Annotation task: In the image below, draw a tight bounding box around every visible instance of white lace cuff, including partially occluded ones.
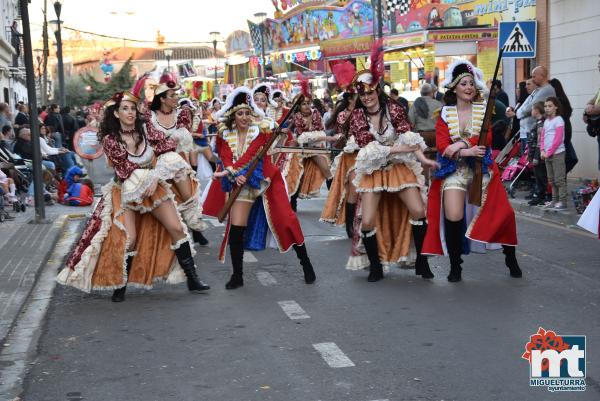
[343,136,360,153]
[297,130,327,145]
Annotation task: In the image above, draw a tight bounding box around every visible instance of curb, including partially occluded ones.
[0,215,83,400]
[0,214,71,347]
[510,199,584,231]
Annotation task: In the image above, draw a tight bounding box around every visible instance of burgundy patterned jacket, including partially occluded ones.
[349,100,411,148]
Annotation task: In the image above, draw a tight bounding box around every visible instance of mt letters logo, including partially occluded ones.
[522,327,586,392]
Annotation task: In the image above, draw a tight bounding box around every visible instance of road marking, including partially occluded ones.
[313,342,355,368]
[256,271,277,286]
[243,252,257,263]
[278,300,310,320]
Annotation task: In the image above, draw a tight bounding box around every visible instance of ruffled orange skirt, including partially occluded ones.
[285,154,328,199]
[90,182,192,289]
[357,163,418,193]
[321,152,357,225]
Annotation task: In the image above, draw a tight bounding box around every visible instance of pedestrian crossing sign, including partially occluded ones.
[499,21,537,58]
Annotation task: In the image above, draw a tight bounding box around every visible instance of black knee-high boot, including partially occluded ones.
[502,245,523,278]
[344,202,356,239]
[173,241,210,292]
[293,244,316,284]
[362,229,383,282]
[412,218,434,279]
[192,230,209,246]
[226,225,245,290]
[444,218,464,282]
[290,193,299,212]
[111,255,133,302]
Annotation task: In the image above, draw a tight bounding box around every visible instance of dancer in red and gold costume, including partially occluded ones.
[284,79,336,210]
[202,87,316,289]
[345,40,438,281]
[145,73,209,246]
[57,91,210,302]
[320,61,360,238]
[422,60,522,281]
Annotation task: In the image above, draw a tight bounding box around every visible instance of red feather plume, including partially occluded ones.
[332,61,356,90]
[369,38,385,84]
[131,74,148,99]
[299,72,310,98]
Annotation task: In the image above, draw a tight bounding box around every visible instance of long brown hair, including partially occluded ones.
[98,102,145,149]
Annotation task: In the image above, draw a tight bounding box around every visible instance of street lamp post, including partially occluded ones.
[164,48,173,73]
[209,31,220,99]
[254,12,267,79]
[49,0,65,106]
[34,48,43,99]
[18,0,46,222]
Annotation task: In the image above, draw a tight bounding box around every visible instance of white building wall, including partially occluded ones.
[0,0,19,111]
[549,0,600,178]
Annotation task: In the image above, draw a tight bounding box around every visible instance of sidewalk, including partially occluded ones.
[507,177,592,229]
[0,203,91,346]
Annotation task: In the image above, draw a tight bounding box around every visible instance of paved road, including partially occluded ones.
[18,197,600,401]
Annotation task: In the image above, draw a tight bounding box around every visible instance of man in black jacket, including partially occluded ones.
[44,104,65,147]
[61,106,79,150]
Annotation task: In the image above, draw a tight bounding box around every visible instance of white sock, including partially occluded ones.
[9,183,16,196]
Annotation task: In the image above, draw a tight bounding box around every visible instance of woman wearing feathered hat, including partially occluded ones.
[320,61,361,238]
[284,75,336,211]
[422,59,522,282]
[145,73,209,246]
[57,91,210,302]
[345,40,438,282]
[202,86,316,290]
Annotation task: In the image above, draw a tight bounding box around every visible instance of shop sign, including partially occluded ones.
[321,36,374,59]
[428,29,497,42]
[385,32,427,50]
[394,0,536,32]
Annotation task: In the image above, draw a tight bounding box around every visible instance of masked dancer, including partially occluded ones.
[346,40,438,281]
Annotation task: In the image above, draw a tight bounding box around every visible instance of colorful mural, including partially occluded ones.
[394,0,536,33]
[264,0,376,51]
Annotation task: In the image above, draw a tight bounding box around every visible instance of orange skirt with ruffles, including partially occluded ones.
[321,152,357,225]
[90,180,194,290]
[357,163,419,193]
[285,154,329,199]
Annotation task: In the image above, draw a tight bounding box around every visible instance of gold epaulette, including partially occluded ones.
[432,107,441,120]
[218,123,228,133]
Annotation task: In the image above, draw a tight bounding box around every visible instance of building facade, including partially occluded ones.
[0,0,27,111]
[549,0,600,178]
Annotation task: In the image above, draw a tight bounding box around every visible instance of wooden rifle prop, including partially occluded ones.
[216,96,302,222]
[271,146,342,156]
[468,47,504,206]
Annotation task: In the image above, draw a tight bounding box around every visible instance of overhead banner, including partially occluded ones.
[263,0,379,51]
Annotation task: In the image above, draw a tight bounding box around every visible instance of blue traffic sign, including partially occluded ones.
[499,21,537,58]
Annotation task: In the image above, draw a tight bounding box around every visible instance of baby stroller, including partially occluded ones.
[0,188,15,222]
[499,137,533,198]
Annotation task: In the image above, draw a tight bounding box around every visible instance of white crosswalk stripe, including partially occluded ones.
[243,252,257,263]
[256,271,277,286]
[312,342,355,368]
[277,300,310,320]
